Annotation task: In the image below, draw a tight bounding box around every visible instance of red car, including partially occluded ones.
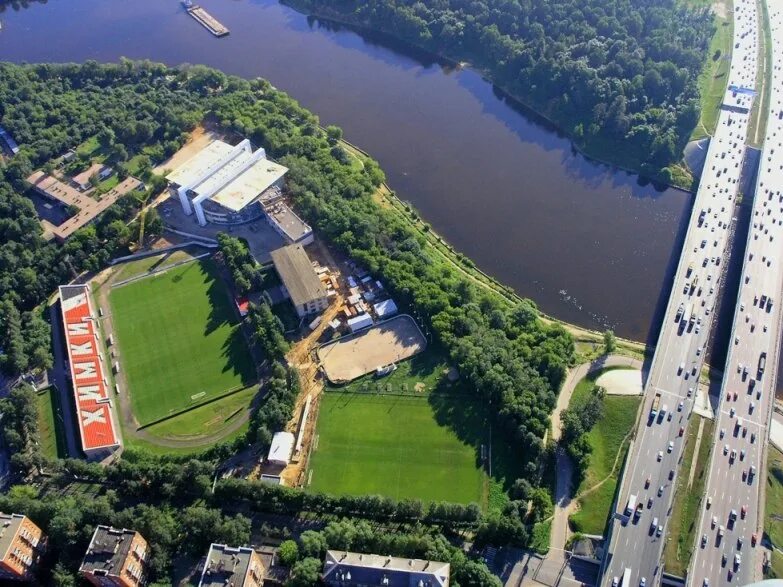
[751,533,757,546]
[741,505,747,518]
[733,391,738,401]
[679,427,685,437]
[645,476,651,488]
[727,392,732,401]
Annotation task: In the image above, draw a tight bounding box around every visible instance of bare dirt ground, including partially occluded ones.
[595,368,643,395]
[317,315,427,383]
[277,239,346,486]
[153,125,223,175]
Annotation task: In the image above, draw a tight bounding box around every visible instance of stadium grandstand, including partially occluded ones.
[166,139,313,243]
[59,284,121,457]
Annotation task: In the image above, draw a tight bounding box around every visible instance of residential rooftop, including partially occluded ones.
[323,550,450,587]
[199,544,264,587]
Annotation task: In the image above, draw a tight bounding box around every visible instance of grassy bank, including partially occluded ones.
[663,416,714,576]
[765,446,783,548]
[569,394,642,535]
[35,387,67,460]
[690,0,733,140]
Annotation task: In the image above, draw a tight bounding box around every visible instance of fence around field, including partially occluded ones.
[315,314,427,383]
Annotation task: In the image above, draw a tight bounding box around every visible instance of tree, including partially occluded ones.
[278,540,299,566]
[603,329,617,353]
[298,530,327,559]
[288,557,322,587]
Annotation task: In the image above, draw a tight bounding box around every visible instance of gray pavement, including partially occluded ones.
[600,0,761,583]
[688,1,783,584]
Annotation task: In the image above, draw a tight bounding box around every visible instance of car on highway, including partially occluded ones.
[658,485,664,497]
[678,401,684,411]
[645,476,651,488]
[701,534,708,547]
[640,578,646,587]
[647,497,653,508]
[667,441,674,453]
[751,431,756,443]
[657,451,663,461]
[734,553,741,570]
[740,449,746,460]
[752,533,757,546]
[741,505,747,518]
[718,525,725,538]
[730,449,737,463]
[706,496,712,509]
[720,428,725,439]
[724,444,729,455]
[711,516,717,528]
[679,426,684,437]
[656,525,663,537]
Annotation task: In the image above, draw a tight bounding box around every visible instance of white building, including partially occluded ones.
[167,139,297,230]
[347,314,373,333]
[373,299,398,319]
[267,431,295,466]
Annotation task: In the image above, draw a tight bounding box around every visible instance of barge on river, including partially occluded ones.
[182,0,229,37]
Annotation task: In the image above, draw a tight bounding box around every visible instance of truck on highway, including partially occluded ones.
[686,263,694,277]
[683,303,693,324]
[625,494,637,516]
[675,303,685,322]
[650,392,662,420]
[689,304,697,325]
[621,568,632,587]
[758,352,766,378]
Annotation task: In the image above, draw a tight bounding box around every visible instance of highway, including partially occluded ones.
[600,0,760,584]
[689,0,783,584]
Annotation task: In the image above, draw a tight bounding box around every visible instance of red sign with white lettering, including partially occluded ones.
[59,285,119,452]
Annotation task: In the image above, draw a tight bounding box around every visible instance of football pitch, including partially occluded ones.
[109,259,256,426]
[308,392,486,504]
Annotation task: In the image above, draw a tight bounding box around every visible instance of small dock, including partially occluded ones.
[185,4,229,37]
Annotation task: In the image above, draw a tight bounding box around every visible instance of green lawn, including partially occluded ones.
[664,416,714,576]
[35,388,67,459]
[765,446,783,548]
[143,386,257,440]
[309,391,486,505]
[569,395,641,535]
[691,0,733,140]
[109,259,256,426]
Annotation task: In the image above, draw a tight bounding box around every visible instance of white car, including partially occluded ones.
[667,441,674,453]
[657,451,663,461]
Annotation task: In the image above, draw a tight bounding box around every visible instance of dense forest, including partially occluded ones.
[284,0,715,181]
[0,61,574,582]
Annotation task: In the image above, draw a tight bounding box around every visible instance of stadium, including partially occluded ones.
[166,138,313,244]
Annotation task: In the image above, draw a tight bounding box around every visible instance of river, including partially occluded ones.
[0,0,692,343]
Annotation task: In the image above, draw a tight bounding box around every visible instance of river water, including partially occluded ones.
[0,0,692,343]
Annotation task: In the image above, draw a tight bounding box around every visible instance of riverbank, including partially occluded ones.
[338,137,651,355]
[282,0,697,193]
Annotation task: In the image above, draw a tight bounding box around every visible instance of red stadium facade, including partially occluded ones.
[59,284,121,456]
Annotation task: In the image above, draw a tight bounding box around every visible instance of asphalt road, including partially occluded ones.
[689,1,783,584]
[601,0,760,583]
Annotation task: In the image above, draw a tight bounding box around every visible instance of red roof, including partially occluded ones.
[235,296,250,317]
[59,285,119,453]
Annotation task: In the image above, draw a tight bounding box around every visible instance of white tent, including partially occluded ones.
[373,299,399,319]
[267,431,295,466]
[347,314,373,333]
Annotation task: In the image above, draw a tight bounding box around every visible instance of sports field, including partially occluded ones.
[109,259,256,426]
[308,391,486,504]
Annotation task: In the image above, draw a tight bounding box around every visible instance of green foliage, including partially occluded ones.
[248,302,289,361]
[560,384,606,484]
[286,0,714,174]
[603,329,617,353]
[217,233,266,294]
[278,540,300,566]
[289,557,322,587]
[0,384,44,474]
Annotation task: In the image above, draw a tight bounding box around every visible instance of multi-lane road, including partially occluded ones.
[601,0,760,584]
[689,0,783,583]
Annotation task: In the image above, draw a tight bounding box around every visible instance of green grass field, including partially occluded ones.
[664,416,714,575]
[765,446,783,549]
[570,394,641,535]
[691,0,733,140]
[35,388,67,459]
[109,259,256,426]
[309,392,486,504]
